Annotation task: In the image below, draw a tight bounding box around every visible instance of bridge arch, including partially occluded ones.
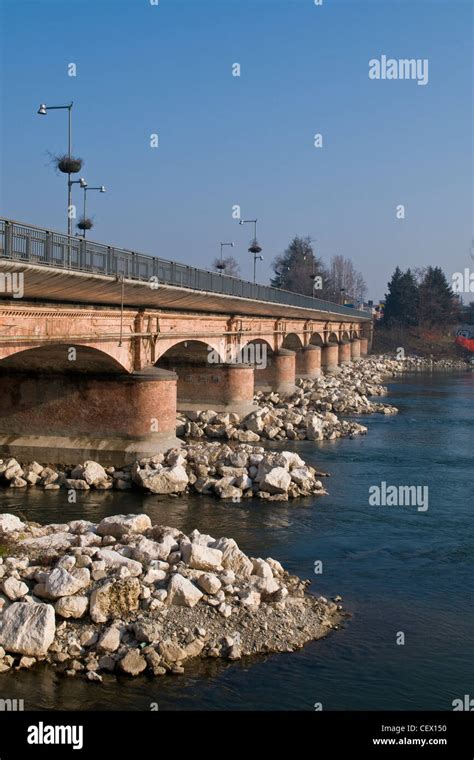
[341,330,351,343]
[326,331,339,345]
[155,339,224,368]
[309,333,325,347]
[282,333,303,351]
[154,338,225,365]
[0,344,129,374]
[238,337,274,363]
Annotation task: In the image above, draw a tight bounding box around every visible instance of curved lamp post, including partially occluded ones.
[37,101,74,235]
[216,241,234,272]
[80,185,106,238]
[239,218,263,283]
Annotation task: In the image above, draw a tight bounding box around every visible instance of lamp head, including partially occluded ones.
[79,178,87,188]
[37,104,47,115]
[239,220,244,225]
[100,185,106,193]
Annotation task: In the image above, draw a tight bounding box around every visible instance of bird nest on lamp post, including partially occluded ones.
[77,217,93,231]
[248,240,262,254]
[55,154,83,174]
[215,261,226,271]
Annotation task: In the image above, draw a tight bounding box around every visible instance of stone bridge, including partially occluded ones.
[0,218,373,464]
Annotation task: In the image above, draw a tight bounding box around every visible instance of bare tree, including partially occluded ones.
[326,255,367,303]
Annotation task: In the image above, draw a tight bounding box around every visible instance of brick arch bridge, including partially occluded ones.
[0,217,372,464]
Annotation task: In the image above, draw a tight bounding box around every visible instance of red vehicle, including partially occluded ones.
[454,325,474,353]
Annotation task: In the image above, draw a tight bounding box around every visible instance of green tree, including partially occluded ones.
[383,267,419,327]
[399,269,419,325]
[383,267,405,327]
[418,266,458,326]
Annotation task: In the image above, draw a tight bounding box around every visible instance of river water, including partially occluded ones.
[0,372,473,711]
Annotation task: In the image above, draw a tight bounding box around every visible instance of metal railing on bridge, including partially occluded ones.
[0,218,371,319]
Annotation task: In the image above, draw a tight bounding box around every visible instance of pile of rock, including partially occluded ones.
[348,355,469,376]
[178,358,401,443]
[177,354,468,445]
[391,355,468,372]
[0,513,342,679]
[0,445,328,501]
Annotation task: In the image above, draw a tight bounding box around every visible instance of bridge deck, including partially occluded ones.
[0,218,370,321]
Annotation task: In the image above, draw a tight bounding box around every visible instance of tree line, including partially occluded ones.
[383,266,459,328]
[212,235,367,304]
[211,236,459,328]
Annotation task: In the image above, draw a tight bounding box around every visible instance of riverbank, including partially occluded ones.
[372,324,465,361]
[0,513,342,680]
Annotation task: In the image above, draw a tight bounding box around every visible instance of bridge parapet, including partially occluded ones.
[0,217,371,320]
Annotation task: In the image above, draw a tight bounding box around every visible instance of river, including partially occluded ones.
[0,371,473,711]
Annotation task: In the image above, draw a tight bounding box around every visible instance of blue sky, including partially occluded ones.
[0,0,472,299]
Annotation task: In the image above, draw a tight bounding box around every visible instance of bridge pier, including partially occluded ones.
[296,344,321,379]
[321,344,339,372]
[338,341,352,366]
[359,337,369,356]
[350,339,361,360]
[174,363,256,416]
[272,349,296,393]
[254,349,296,394]
[0,367,180,466]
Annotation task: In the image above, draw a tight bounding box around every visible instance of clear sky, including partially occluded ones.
[0,0,472,300]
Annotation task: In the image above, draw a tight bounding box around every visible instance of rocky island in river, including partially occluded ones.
[0,513,343,680]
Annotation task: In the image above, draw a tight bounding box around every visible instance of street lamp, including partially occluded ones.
[340,288,346,305]
[239,218,263,283]
[70,178,87,189]
[303,236,319,298]
[274,266,289,288]
[216,241,234,272]
[79,185,106,238]
[37,101,74,235]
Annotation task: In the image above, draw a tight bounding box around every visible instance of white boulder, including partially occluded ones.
[167,574,203,608]
[139,465,189,495]
[196,573,222,595]
[0,602,55,656]
[259,467,291,494]
[0,514,25,535]
[96,514,151,539]
[1,577,29,601]
[181,543,223,571]
[45,568,88,599]
[55,595,89,619]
